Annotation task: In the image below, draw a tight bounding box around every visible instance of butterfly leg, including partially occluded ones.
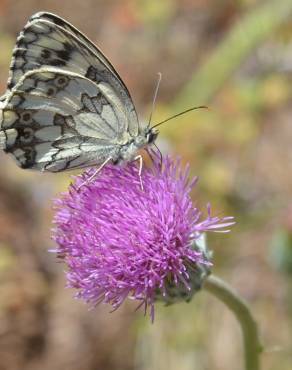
[146,145,162,169]
[77,157,112,191]
[134,154,144,191]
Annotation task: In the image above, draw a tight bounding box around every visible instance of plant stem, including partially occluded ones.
[203,275,263,370]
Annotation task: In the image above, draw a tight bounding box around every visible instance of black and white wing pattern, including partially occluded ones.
[0,12,145,172]
[1,67,133,171]
[7,12,138,133]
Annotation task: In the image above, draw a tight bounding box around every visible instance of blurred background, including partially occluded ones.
[0,0,291,369]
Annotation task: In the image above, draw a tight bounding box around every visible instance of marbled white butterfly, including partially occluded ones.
[0,12,159,177]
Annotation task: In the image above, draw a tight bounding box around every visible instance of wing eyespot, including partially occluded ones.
[47,86,57,96]
[19,111,33,124]
[54,75,69,88]
[19,127,34,144]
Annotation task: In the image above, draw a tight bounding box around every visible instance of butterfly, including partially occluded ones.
[0,12,159,180]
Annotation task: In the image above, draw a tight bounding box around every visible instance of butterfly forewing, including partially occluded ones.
[29,12,127,88]
[6,12,139,134]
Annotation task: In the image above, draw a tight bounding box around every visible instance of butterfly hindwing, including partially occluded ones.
[1,68,129,171]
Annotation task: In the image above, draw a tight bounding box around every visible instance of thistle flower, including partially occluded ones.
[52,152,234,320]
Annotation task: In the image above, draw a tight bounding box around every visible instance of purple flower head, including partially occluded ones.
[52,152,234,320]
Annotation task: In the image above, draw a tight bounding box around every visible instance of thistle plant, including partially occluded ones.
[52,151,261,370]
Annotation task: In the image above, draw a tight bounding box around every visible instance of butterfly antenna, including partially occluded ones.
[147,72,162,128]
[151,105,208,129]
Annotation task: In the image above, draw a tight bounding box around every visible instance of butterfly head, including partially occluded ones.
[146,127,159,145]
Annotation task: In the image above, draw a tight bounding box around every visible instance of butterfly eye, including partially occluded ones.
[147,130,158,144]
[19,111,33,124]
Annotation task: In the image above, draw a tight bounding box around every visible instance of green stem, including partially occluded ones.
[174,0,292,107]
[203,275,263,370]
